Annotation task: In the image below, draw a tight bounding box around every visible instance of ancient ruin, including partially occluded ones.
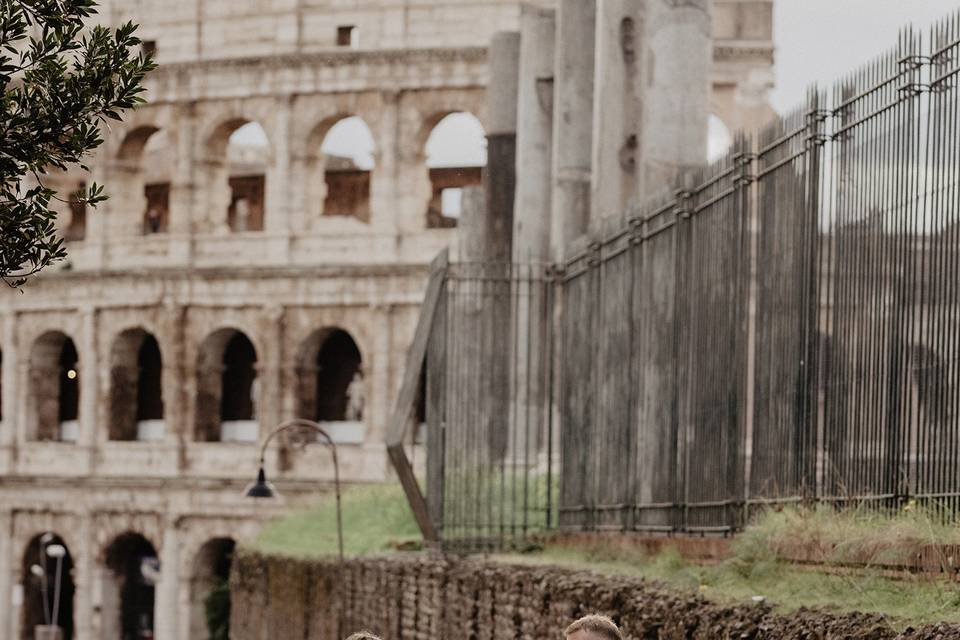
[0,1,774,638]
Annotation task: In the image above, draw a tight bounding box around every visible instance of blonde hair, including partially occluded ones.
[345,633,382,640]
[564,614,623,640]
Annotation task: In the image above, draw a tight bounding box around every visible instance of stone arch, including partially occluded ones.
[303,114,376,223]
[296,328,364,433]
[100,532,160,640]
[20,532,75,640]
[195,328,259,442]
[188,537,236,640]
[116,125,161,163]
[422,110,486,227]
[28,331,80,442]
[200,116,273,234]
[112,125,175,236]
[109,328,165,442]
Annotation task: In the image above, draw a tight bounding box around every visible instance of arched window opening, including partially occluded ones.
[139,129,172,234]
[196,329,258,443]
[102,533,158,640]
[226,122,268,232]
[425,112,486,228]
[21,533,75,640]
[189,538,235,640]
[65,183,87,242]
[29,332,79,442]
[296,329,364,444]
[320,116,375,222]
[707,114,733,163]
[109,329,164,442]
[115,126,172,236]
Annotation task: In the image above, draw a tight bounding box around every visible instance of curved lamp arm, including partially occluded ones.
[249,418,344,562]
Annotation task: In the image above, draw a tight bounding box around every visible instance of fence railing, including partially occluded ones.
[388,14,960,551]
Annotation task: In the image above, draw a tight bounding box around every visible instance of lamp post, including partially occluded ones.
[33,534,66,640]
[244,419,344,562]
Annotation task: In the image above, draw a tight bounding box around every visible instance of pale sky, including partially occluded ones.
[771,0,959,114]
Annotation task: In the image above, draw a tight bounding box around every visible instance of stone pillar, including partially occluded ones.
[264,96,293,250]
[591,0,646,225]
[1,312,18,470]
[258,307,285,443]
[484,31,520,263]
[73,514,93,640]
[373,91,403,233]
[641,0,711,188]
[0,510,11,640]
[456,187,487,263]
[551,0,596,259]
[512,6,555,264]
[154,522,180,640]
[169,103,198,261]
[79,307,97,471]
[510,6,555,463]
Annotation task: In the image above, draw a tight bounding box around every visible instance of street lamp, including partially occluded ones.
[244,419,344,562]
[32,534,67,640]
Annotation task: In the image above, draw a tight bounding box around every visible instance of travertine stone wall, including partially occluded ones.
[230,552,958,640]
[0,2,775,639]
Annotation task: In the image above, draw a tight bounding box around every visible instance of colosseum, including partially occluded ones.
[0,1,775,639]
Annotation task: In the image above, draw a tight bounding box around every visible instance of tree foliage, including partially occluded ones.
[0,0,154,286]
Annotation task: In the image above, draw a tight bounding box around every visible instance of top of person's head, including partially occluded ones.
[345,633,382,640]
[564,614,623,640]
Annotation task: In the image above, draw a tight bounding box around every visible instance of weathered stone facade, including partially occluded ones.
[0,2,774,639]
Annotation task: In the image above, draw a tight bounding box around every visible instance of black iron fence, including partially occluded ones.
[388,14,960,551]
[421,262,556,551]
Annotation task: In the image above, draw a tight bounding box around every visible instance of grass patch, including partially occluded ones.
[738,502,960,567]
[246,485,960,627]
[500,506,960,629]
[249,483,420,558]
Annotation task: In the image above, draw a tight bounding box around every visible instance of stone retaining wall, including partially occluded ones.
[230,552,960,639]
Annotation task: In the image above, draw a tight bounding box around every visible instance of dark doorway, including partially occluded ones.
[58,339,79,423]
[221,333,257,421]
[190,538,236,640]
[21,534,75,640]
[104,533,158,640]
[315,329,362,421]
[137,335,164,421]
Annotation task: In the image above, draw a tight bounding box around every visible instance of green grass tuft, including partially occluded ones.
[248,483,420,558]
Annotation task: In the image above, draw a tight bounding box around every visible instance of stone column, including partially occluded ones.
[484,31,521,263]
[512,6,555,264]
[79,306,98,472]
[169,103,199,262]
[641,0,711,188]
[510,6,555,463]
[1,312,18,470]
[258,307,284,446]
[373,90,403,233]
[154,521,180,640]
[456,187,487,262]
[0,510,11,640]
[591,0,646,226]
[551,0,596,259]
[73,513,93,640]
[264,96,293,252]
